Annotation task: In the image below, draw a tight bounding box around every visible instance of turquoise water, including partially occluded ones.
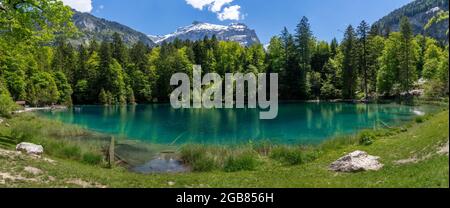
[38,103,438,145]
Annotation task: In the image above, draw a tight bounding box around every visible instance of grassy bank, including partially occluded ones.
[0,110,448,188]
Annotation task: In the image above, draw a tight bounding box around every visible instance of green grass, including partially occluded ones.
[0,110,448,188]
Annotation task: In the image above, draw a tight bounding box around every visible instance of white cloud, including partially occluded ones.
[217,5,241,21]
[185,0,241,21]
[61,0,93,13]
[185,0,215,10]
[210,0,233,12]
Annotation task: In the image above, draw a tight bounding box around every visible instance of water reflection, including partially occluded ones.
[40,103,439,145]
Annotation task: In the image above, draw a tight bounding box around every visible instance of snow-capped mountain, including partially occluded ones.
[149,21,260,46]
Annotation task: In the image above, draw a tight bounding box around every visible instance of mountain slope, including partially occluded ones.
[71,11,155,47]
[374,0,449,42]
[149,21,261,46]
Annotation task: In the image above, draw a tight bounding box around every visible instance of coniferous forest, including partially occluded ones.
[1,0,449,117]
[0,0,449,189]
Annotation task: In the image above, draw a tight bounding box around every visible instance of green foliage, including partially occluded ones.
[98,89,109,105]
[374,0,449,42]
[422,39,443,80]
[180,145,218,172]
[53,71,73,105]
[378,30,419,96]
[270,146,319,166]
[415,116,425,123]
[358,131,375,146]
[295,17,313,99]
[27,71,60,106]
[2,59,27,100]
[2,114,108,166]
[223,151,258,172]
[0,0,77,44]
[425,11,449,31]
[1,3,447,106]
[0,82,17,117]
[59,145,82,160]
[342,25,358,99]
[82,152,104,166]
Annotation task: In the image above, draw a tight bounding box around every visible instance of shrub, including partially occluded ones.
[270,146,318,166]
[0,84,17,118]
[82,152,103,165]
[358,131,375,146]
[415,116,425,123]
[191,157,217,172]
[251,140,273,156]
[10,120,42,143]
[59,145,82,160]
[223,151,258,172]
[180,145,218,172]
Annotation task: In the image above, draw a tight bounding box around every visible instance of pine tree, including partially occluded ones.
[366,35,385,93]
[112,33,128,67]
[399,17,417,94]
[52,39,77,85]
[280,27,300,99]
[99,41,112,92]
[88,39,99,55]
[342,25,358,99]
[99,41,112,70]
[98,89,108,105]
[295,17,313,99]
[76,44,89,81]
[330,38,339,58]
[357,20,370,99]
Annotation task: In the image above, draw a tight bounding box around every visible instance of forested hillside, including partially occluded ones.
[374,0,449,43]
[71,11,155,47]
[1,0,449,117]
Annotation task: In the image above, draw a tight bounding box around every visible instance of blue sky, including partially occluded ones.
[63,0,413,44]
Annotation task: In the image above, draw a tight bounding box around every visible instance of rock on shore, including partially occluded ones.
[16,142,44,155]
[330,151,383,172]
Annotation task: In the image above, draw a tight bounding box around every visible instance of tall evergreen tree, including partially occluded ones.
[399,17,416,93]
[342,25,358,99]
[295,17,313,99]
[76,44,89,81]
[357,20,370,99]
[330,38,339,58]
[111,33,128,67]
[280,27,300,99]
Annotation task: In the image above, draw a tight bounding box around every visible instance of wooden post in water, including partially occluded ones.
[109,136,115,168]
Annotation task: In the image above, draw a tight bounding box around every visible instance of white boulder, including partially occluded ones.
[438,140,449,155]
[16,142,44,155]
[330,150,383,172]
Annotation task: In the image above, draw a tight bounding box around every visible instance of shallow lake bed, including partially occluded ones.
[38,102,440,145]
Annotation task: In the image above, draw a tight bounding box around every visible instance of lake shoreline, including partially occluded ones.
[15,102,448,174]
[1,109,448,187]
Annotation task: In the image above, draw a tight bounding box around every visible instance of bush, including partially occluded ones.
[423,80,446,100]
[10,122,40,142]
[0,84,17,118]
[415,116,425,123]
[358,131,375,146]
[191,157,217,172]
[180,145,218,172]
[59,145,82,160]
[270,146,318,166]
[223,151,258,172]
[82,152,103,165]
